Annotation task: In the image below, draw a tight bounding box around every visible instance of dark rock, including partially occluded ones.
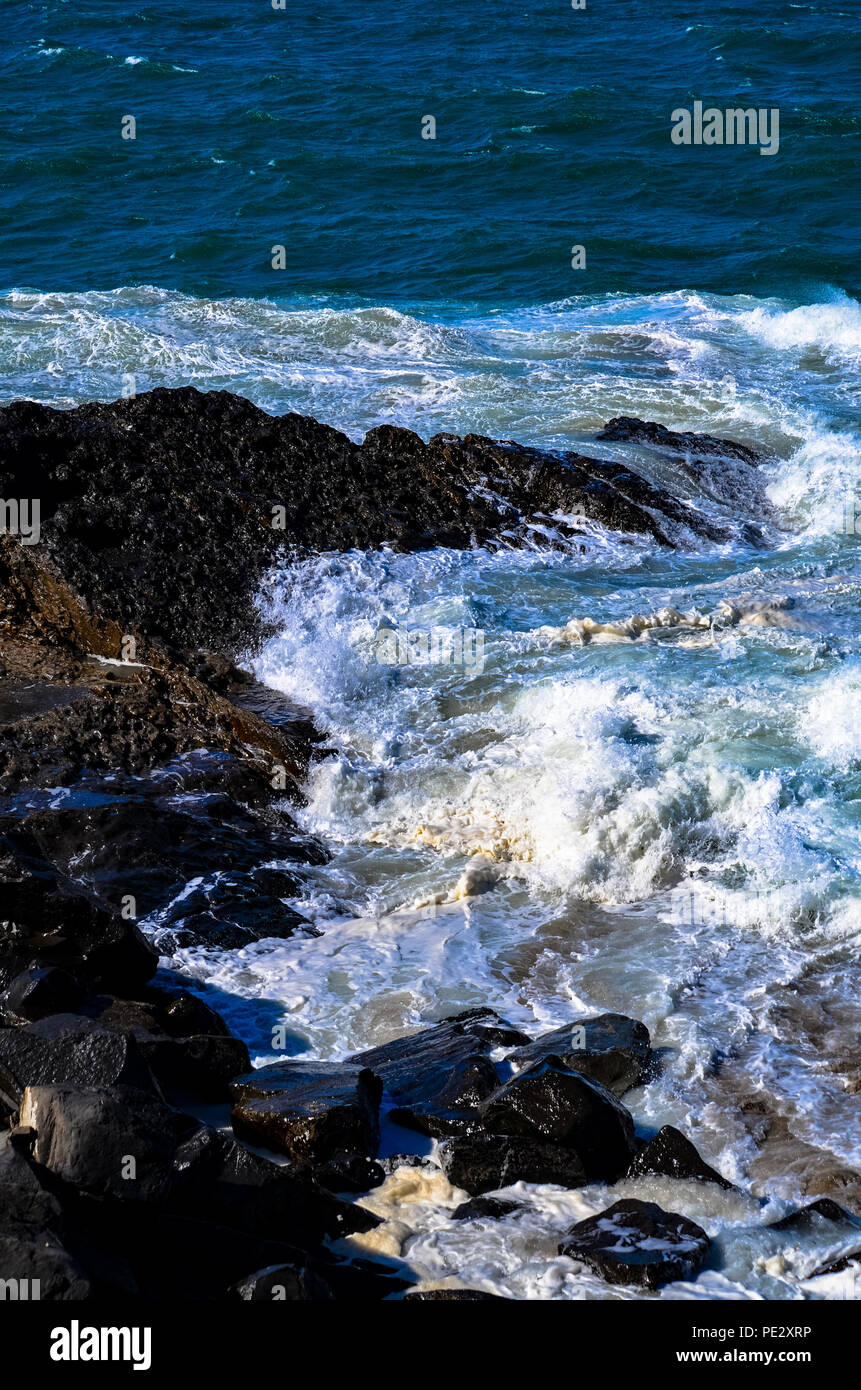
[389,1054,500,1139]
[140,1033,251,1101]
[20,1083,199,1202]
[350,1011,506,1140]
[0,1226,92,1299]
[769,1198,861,1232]
[0,1129,63,1230]
[313,1154,386,1194]
[809,1251,861,1277]
[379,1153,438,1175]
[160,990,232,1038]
[478,1058,637,1180]
[507,1013,651,1096]
[0,390,746,670]
[0,965,84,1025]
[0,838,157,996]
[0,1016,157,1106]
[403,1289,509,1301]
[439,1133,587,1195]
[627,1126,734,1190]
[445,1007,532,1049]
[231,1261,334,1301]
[594,418,772,533]
[17,797,323,925]
[24,997,250,1102]
[559,1198,711,1288]
[165,1123,380,1246]
[596,417,763,466]
[231,1061,382,1165]
[451,1196,524,1222]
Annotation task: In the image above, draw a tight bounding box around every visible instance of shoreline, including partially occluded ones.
[0,386,857,1300]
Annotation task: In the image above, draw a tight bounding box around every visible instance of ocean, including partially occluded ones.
[2,0,860,1300]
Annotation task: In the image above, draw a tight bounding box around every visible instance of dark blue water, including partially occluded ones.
[2,0,858,304]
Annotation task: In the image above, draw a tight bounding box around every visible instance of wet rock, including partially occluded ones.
[313,1154,386,1194]
[506,1013,651,1096]
[379,1154,438,1175]
[0,660,305,794]
[0,1129,63,1230]
[0,965,84,1024]
[169,1125,378,1245]
[628,1125,735,1190]
[18,797,324,923]
[594,417,772,537]
[769,1198,861,1232]
[439,1133,587,1194]
[0,1016,157,1106]
[597,417,763,466]
[230,1061,383,1166]
[0,839,157,996]
[231,1261,334,1301]
[88,995,247,1099]
[447,1007,532,1049]
[389,1055,500,1139]
[0,390,739,671]
[349,1011,506,1124]
[139,1033,250,1101]
[478,1058,637,1180]
[20,1084,199,1203]
[0,1226,92,1300]
[159,990,232,1039]
[558,1198,711,1289]
[451,1195,524,1222]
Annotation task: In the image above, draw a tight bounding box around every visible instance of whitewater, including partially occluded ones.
[3,283,861,1299]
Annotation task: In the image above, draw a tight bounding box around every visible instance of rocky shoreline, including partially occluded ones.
[1,387,855,1300]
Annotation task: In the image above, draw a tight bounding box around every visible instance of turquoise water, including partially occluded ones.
[1,0,860,1299]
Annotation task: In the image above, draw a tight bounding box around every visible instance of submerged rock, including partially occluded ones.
[769,1198,861,1232]
[451,1195,525,1222]
[558,1198,711,1289]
